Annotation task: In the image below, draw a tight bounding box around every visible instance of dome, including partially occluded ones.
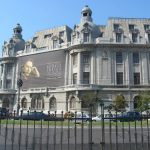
[13,38,25,51]
[13,23,22,34]
[81,5,92,15]
[12,23,25,51]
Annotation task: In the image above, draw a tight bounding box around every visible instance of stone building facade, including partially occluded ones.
[1,5,150,114]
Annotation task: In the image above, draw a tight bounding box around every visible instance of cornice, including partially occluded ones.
[67,43,150,51]
[0,57,17,63]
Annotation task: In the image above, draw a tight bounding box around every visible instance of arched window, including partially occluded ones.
[21,98,27,109]
[2,98,9,108]
[31,95,44,110]
[70,97,76,109]
[49,97,56,110]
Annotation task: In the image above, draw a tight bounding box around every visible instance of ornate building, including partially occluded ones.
[1,6,150,114]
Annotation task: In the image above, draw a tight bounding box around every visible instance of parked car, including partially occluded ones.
[0,107,9,119]
[92,114,114,122]
[14,111,64,121]
[92,115,101,122]
[71,113,90,123]
[112,111,142,122]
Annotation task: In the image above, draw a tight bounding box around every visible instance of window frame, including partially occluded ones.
[116,72,123,85]
[133,52,139,64]
[134,72,140,85]
[73,73,77,84]
[116,52,123,64]
[116,33,122,43]
[83,72,90,84]
[84,33,89,42]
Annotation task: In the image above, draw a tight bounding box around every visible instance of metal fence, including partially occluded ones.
[0,107,150,150]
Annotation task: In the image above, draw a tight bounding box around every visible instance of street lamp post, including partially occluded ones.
[100,99,105,150]
[17,72,23,116]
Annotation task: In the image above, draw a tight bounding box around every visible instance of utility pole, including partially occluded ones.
[17,72,23,116]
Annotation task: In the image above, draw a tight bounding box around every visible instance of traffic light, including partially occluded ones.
[17,79,23,88]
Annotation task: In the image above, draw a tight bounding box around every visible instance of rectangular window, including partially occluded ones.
[134,73,140,85]
[84,33,89,42]
[116,72,123,85]
[7,64,13,76]
[148,34,150,43]
[72,53,78,66]
[73,73,77,84]
[133,52,139,64]
[132,33,138,43]
[144,24,150,31]
[83,72,90,84]
[53,40,58,49]
[1,64,3,74]
[114,24,119,30]
[6,79,11,89]
[83,53,90,64]
[129,24,135,30]
[59,31,64,37]
[44,34,52,38]
[116,52,123,64]
[116,33,122,43]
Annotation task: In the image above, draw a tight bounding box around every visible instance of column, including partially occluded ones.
[2,63,6,89]
[96,49,100,84]
[68,54,72,85]
[77,52,82,84]
[65,52,69,85]
[90,51,95,84]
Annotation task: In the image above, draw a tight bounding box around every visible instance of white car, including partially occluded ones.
[92,115,101,122]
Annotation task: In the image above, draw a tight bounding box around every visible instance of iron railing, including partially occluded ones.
[0,107,150,150]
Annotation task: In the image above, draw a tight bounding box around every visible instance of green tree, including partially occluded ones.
[81,91,101,113]
[113,94,128,111]
[136,92,150,112]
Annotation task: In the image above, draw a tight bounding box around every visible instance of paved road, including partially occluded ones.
[0,124,149,150]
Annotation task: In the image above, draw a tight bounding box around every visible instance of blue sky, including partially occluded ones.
[1,0,150,56]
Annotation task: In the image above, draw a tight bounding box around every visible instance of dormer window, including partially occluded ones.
[113,24,123,42]
[128,25,139,43]
[129,24,135,30]
[132,33,138,43]
[33,36,38,42]
[144,24,150,31]
[44,34,52,39]
[116,33,122,43]
[53,40,58,49]
[114,24,120,30]
[59,31,64,37]
[84,33,89,42]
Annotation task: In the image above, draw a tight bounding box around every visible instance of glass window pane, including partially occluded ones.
[117,72,123,85]
[133,52,139,64]
[134,73,140,85]
[116,52,123,63]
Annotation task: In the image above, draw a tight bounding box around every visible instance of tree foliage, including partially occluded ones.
[136,92,150,112]
[81,92,99,107]
[113,94,128,111]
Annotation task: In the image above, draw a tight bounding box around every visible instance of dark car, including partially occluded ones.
[0,107,9,119]
[15,112,64,121]
[112,111,142,122]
